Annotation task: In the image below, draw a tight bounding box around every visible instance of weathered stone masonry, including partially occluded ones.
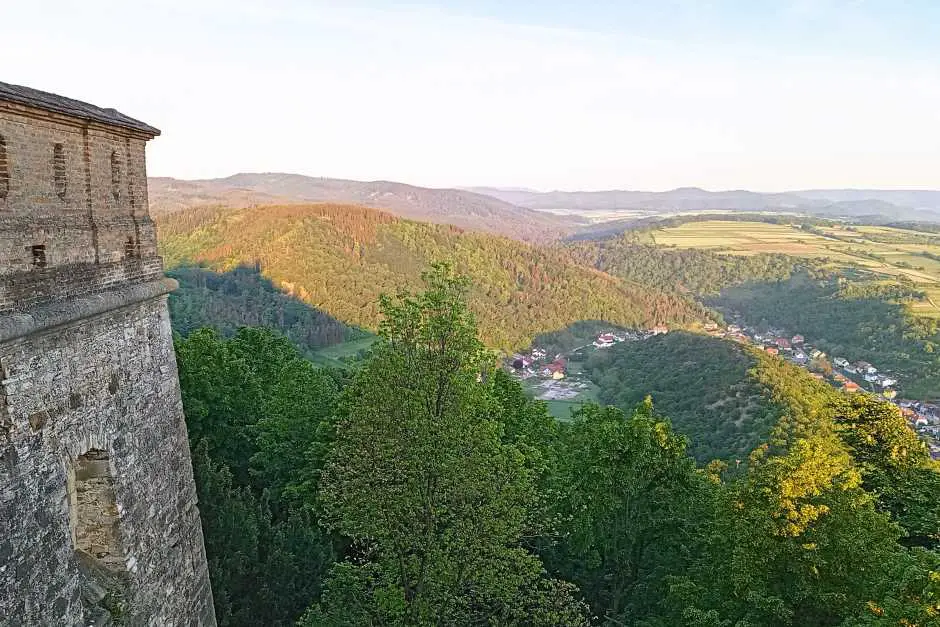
[0,82,216,625]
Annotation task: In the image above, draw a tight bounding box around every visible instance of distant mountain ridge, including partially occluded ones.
[149,173,577,242]
[469,186,940,222]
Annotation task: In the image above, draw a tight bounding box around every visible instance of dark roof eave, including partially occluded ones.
[0,80,161,137]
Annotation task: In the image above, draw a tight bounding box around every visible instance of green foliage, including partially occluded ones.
[172,267,940,626]
[586,332,783,463]
[833,395,940,549]
[712,272,940,398]
[314,263,589,624]
[176,327,340,625]
[167,264,367,357]
[545,400,717,622]
[570,236,799,295]
[157,203,703,352]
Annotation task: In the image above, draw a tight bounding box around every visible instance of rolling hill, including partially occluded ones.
[155,203,703,351]
[149,173,577,242]
[470,186,940,223]
[586,331,786,463]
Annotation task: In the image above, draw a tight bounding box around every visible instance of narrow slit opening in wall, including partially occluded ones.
[110,151,121,201]
[68,449,127,571]
[31,244,46,268]
[124,237,139,259]
[0,134,8,199]
[53,143,67,199]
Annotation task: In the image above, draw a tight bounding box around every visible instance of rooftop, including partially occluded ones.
[0,81,160,136]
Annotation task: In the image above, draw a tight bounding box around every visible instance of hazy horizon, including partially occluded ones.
[155,171,940,196]
[5,1,940,191]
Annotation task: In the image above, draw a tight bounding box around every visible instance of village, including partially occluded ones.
[708,320,940,460]
[506,322,940,461]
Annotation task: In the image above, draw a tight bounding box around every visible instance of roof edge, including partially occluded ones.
[0,80,161,137]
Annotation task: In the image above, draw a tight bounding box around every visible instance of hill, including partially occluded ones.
[472,186,940,224]
[149,173,577,242]
[166,265,370,361]
[586,332,784,463]
[156,203,703,351]
[712,273,940,399]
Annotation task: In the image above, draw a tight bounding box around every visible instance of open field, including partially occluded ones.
[520,369,600,421]
[643,220,940,318]
[310,336,378,367]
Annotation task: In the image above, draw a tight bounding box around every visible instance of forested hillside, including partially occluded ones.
[569,234,800,295]
[176,266,940,626]
[713,272,940,398]
[149,174,575,241]
[587,332,783,462]
[156,203,703,351]
[166,265,368,357]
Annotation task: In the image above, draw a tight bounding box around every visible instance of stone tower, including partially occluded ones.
[0,82,216,625]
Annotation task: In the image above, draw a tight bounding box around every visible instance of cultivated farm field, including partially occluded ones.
[642,220,940,318]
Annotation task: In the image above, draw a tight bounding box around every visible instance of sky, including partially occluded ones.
[3,0,940,191]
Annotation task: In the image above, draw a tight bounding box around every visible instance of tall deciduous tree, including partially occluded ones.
[310,263,588,625]
[546,399,716,623]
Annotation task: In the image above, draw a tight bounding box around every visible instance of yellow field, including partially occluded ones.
[643,220,940,318]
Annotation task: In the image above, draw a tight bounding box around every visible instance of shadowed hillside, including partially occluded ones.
[166,264,367,357]
[156,203,703,351]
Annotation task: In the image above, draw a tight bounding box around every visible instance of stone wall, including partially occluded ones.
[0,104,161,314]
[0,92,216,625]
[0,296,216,625]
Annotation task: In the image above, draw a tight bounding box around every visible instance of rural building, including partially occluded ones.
[791,334,805,344]
[0,82,215,625]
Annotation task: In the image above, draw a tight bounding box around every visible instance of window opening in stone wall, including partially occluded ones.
[124,237,139,259]
[69,449,126,571]
[53,143,67,199]
[31,244,46,268]
[0,134,8,200]
[110,150,122,201]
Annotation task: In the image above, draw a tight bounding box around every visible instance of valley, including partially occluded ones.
[12,3,940,624]
[153,187,940,627]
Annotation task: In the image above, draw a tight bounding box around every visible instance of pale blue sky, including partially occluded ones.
[4,1,939,191]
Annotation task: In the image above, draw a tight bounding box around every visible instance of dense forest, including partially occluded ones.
[568,234,801,295]
[157,203,704,352]
[712,272,940,398]
[176,265,940,626]
[167,264,367,357]
[585,332,783,463]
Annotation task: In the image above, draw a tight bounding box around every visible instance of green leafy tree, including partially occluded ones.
[312,263,589,625]
[176,327,340,626]
[834,395,940,549]
[547,399,717,622]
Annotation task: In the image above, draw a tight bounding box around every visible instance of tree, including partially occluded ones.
[834,395,940,549]
[176,327,340,626]
[313,263,588,625]
[546,399,717,622]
